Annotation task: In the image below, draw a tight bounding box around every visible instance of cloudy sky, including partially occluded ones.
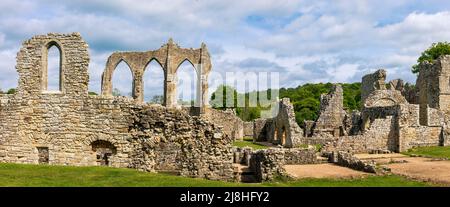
[1,0,450,101]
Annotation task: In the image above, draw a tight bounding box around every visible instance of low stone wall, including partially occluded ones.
[330,151,377,173]
[250,148,317,181]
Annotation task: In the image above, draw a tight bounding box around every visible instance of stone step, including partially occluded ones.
[233,163,259,183]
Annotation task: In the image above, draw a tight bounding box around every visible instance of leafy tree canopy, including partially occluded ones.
[412,42,450,74]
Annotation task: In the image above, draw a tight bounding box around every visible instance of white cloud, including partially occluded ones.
[1,1,450,96]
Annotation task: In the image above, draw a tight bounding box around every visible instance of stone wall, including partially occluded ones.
[243,122,254,138]
[130,106,234,180]
[268,98,304,147]
[253,118,270,142]
[312,84,346,137]
[250,148,317,181]
[330,151,377,173]
[0,33,235,182]
[361,69,386,103]
[417,55,450,115]
[203,108,244,140]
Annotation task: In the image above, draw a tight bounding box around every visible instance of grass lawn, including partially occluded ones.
[0,163,432,187]
[403,146,450,159]
[232,137,269,150]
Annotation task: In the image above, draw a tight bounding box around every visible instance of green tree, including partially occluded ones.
[88,91,98,95]
[112,88,121,96]
[412,42,450,74]
[6,88,16,94]
[210,85,238,109]
[149,95,164,104]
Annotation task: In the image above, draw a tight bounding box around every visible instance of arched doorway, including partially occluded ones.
[91,140,117,166]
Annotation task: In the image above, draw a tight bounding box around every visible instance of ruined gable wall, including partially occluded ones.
[271,98,303,147]
[312,84,346,136]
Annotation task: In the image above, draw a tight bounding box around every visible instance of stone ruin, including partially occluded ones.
[252,63,450,153]
[1,32,450,183]
[0,33,233,181]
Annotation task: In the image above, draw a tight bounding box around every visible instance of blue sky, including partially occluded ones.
[2,0,450,100]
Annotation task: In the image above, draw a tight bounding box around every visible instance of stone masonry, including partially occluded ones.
[312,84,346,137]
[0,33,234,181]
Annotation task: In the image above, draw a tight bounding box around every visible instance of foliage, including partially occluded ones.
[112,88,121,96]
[280,82,361,125]
[412,42,450,74]
[403,146,450,159]
[210,85,265,121]
[210,83,361,125]
[149,95,164,104]
[88,91,98,95]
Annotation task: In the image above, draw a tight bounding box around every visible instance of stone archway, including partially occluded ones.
[91,140,117,166]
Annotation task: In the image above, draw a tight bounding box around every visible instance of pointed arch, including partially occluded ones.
[176,59,199,106]
[111,59,134,97]
[143,58,165,103]
[175,58,197,74]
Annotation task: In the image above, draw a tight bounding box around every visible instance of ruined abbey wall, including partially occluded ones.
[202,108,244,140]
[0,33,234,181]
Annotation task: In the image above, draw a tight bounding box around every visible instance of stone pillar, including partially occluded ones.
[165,73,177,107]
[134,71,143,103]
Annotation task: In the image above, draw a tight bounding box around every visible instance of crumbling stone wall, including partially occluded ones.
[253,118,270,142]
[417,56,450,113]
[0,33,234,181]
[129,106,234,180]
[312,84,346,137]
[250,148,317,181]
[243,122,254,138]
[329,151,377,173]
[203,108,244,140]
[268,98,304,147]
[361,69,386,103]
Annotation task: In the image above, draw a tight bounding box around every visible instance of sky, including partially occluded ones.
[1,0,450,101]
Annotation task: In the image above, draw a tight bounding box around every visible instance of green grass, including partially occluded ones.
[264,175,432,187]
[403,146,450,159]
[232,136,269,150]
[0,163,433,187]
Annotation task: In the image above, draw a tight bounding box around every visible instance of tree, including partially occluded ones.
[88,91,98,95]
[149,95,164,104]
[112,88,121,96]
[210,85,238,109]
[412,42,450,74]
[6,88,16,94]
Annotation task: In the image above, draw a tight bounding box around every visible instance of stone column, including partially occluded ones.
[133,71,143,103]
[165,73,177,107]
